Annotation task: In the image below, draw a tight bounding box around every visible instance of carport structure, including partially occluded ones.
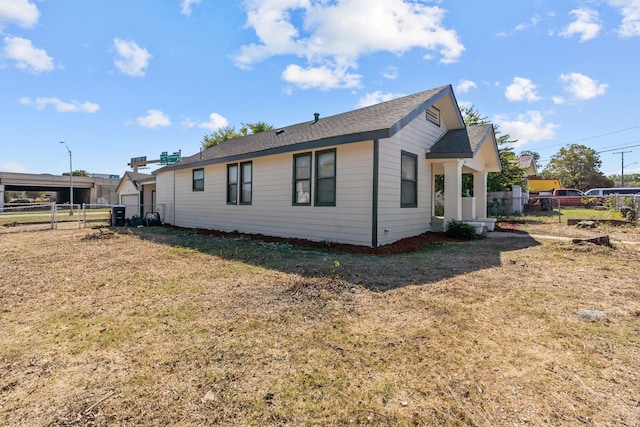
[0,172,119,210]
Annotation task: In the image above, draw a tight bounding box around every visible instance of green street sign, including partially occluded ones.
[160,151,181,165]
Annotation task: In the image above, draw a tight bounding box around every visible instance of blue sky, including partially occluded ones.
[2,0,640,178]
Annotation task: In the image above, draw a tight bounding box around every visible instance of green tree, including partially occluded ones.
[608,173,640,187]
[241,121,274,135]
[201,126,243,148]
[62,170,89,176]
[540,144,614,190]
[202,122,274,149]
[460,105,526,192]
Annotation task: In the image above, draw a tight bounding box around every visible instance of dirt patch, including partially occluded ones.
[494,220,529,234]
[82,228,117,240]
[187,226,463,254]
[1,227,639,426]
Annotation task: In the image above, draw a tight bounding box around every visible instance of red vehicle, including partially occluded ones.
[529,188,604,209]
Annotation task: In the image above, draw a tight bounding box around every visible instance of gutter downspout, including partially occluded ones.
[372,139,379,247]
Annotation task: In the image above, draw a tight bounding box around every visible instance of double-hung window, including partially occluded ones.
[240,161,252,204]
[293,149,336,206]
[227,164,238,204]
[227,161,252,205]
[293,153,312,205]
[192,168,204,191]
[401,151,417,208]
[315,149,336,206]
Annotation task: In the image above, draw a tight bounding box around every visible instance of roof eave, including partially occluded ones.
[389,85,455,138]
[155,129,390,173]
[470,125,494,157]
[426,151,473,159]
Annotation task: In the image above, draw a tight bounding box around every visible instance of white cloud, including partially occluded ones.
[382,66,398,80]
[608,0,640,37]
[552,96,565,105]
[356,91,405,108]
[515,16,541,32]
[457,100,473,111]
[505,77,541,102]
[0,161,27,173]
[282,63,362,90]
[135,109,171,128]
[498,15,541,36]
[456,79,477,93]
[559,72,608,100]
[494,111,559,147]
[234,0,464,90]
[3,36,54,73]
[181,117,197,128]
[113,38,152,77]
[198,113,229,131]
[0,0,39,29]
[180,0,202,16]
[560,8,601,41]
[19,96,100,113]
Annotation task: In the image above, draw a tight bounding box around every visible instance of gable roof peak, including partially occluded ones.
[157,84,457,173]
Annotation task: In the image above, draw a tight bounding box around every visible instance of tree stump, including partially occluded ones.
[571,235,611,247]
[576,220,597,228]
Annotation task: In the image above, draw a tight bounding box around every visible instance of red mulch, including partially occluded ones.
[163,225,463,254]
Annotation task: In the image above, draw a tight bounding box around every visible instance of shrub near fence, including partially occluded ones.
[487,192,511,217]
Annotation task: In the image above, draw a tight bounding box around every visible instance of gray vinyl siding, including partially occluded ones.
[376,113,448,246]
[163,141,374,246]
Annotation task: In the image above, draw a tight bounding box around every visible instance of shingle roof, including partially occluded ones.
[519,155,534,168]
[156,85,455,172]
[125,171,153,182]
[426,124,493,159]
[118,171,154,192]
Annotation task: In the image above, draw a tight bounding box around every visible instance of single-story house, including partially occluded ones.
[115,172,157,219]
[518,155,538,177]
[153,84,501,247]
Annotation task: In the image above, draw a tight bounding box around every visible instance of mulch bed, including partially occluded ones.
[163,225,463,254]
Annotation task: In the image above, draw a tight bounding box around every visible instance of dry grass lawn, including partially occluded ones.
[1,223,639,426]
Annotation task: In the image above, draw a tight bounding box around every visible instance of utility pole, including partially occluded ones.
[59,141,73,215]
[614,150,632,187]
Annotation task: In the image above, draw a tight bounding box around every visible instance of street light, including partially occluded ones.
[622,162,638,187]
[59,141,73,215]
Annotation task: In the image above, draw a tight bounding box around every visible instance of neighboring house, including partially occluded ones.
[153,85,501,247]
[519,155,538,177]
[116,172,156,219]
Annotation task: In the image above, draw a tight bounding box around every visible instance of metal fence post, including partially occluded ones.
[51,203,57,229]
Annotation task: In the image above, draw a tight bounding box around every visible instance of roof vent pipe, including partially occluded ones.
[314,112,320,123]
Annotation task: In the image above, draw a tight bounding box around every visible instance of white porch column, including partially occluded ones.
[443,161,462,223]
[0,185,4,211]
[473,171,488,218]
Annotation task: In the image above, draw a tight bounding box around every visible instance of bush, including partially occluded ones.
[445,220,477,240]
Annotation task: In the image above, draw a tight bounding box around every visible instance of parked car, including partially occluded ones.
[529,189,604,209]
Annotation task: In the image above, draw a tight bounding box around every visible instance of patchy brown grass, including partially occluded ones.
[1,225,639,426]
